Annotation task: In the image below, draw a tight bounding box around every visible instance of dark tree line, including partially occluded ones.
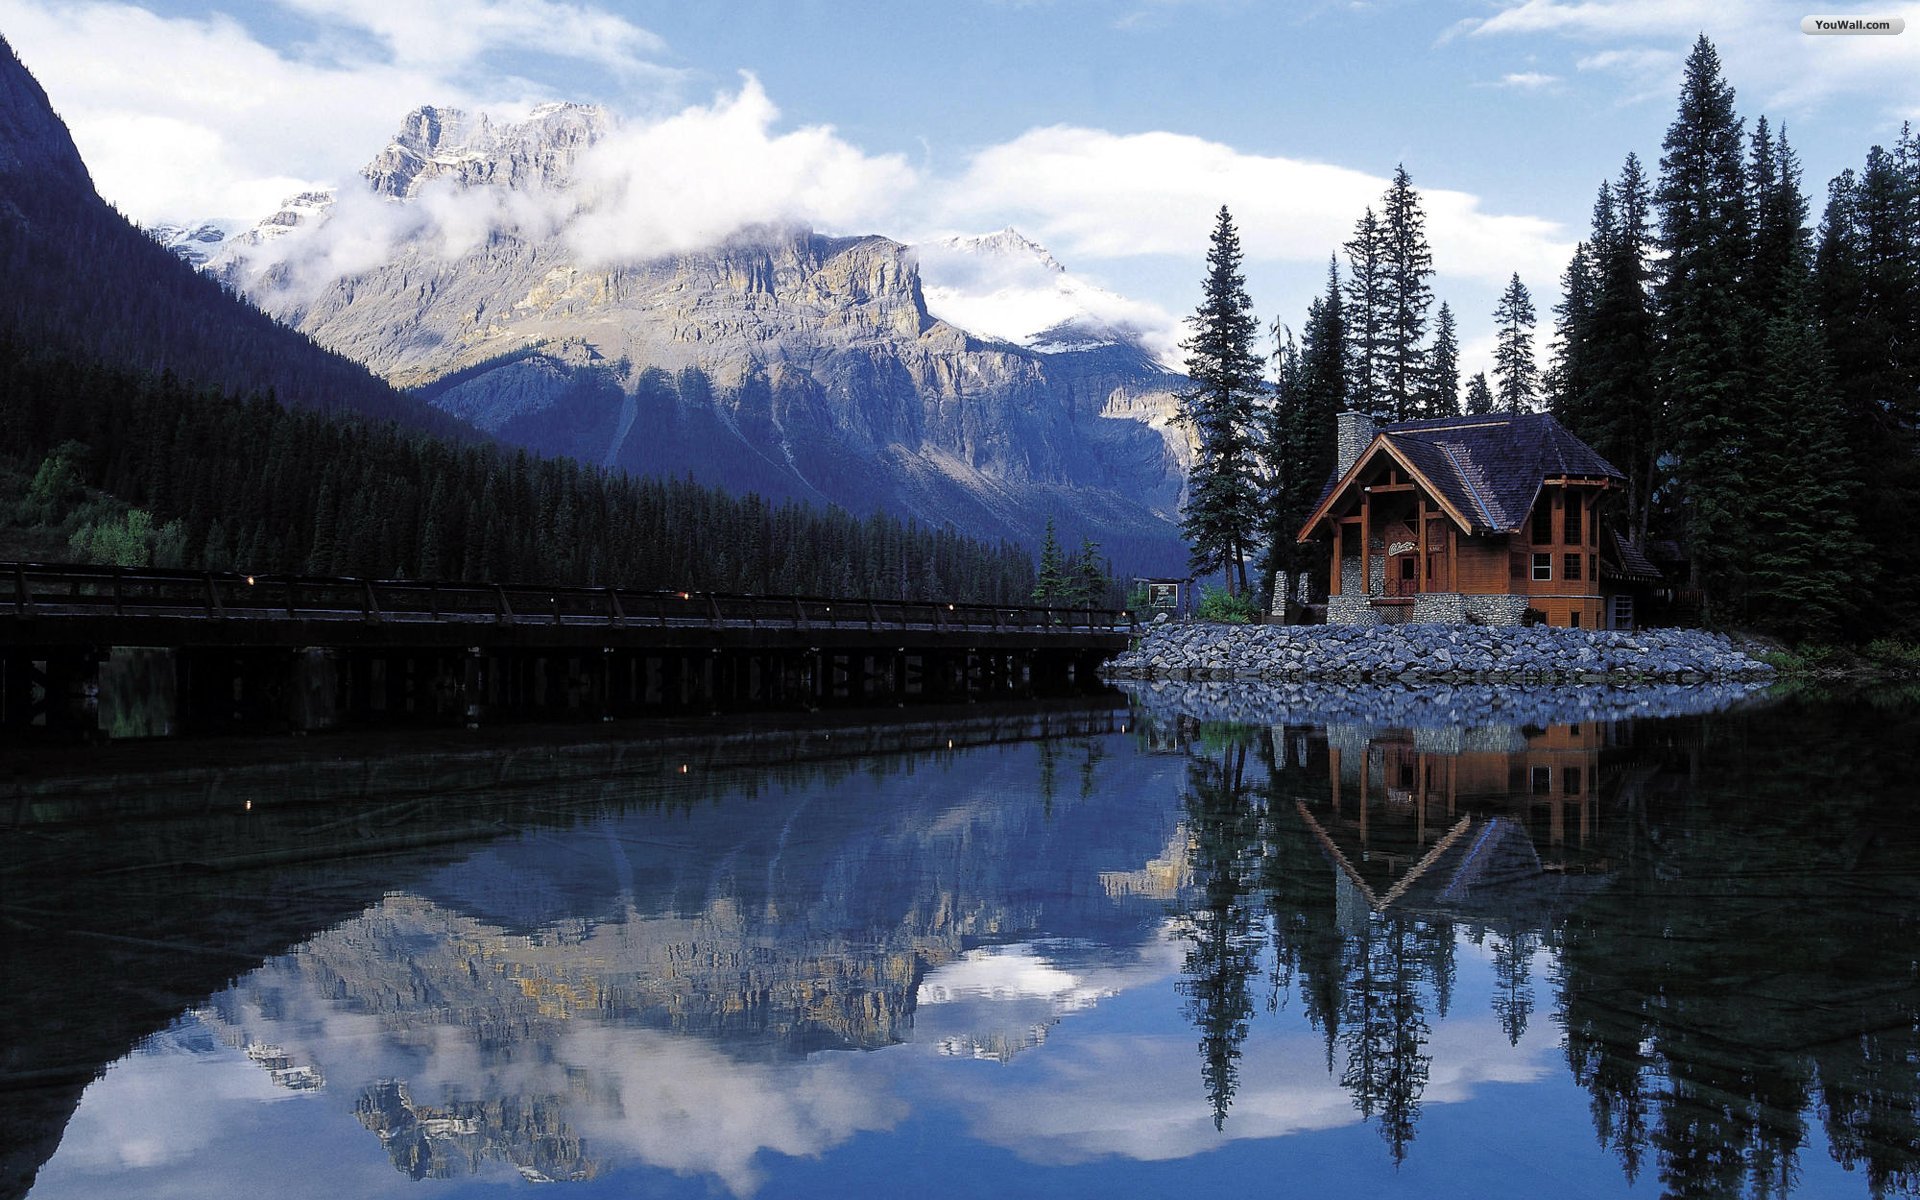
[0,336,1037,601]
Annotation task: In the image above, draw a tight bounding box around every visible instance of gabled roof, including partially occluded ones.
[1602,527,1663,583]
[1299,412,1625,541]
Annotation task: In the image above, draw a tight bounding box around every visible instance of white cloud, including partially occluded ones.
[273,0,667,75]
[0,0,672,224]
[565,76,917,266]
[1462,0,1920,119]
[1498,71,1562,88]
[940,125,1574,289]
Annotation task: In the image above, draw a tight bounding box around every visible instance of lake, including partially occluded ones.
[5,681,1916,1199]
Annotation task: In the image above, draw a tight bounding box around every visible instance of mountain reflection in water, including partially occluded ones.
[9,683,1919,1199]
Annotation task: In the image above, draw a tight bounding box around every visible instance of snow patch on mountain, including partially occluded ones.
[145,219,240,266]
[912,228,1181,366]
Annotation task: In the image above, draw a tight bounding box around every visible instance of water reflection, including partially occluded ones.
[1140,681,1920,1197]
[10,684,1920,1199]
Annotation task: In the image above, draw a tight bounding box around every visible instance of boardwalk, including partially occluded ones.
[2,563,1135,736]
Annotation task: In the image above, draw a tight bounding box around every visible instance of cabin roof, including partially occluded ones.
[1603,527,1663,583]
[1302,411,1625,540]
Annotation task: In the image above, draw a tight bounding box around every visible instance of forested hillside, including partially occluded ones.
[0,337,1037,600]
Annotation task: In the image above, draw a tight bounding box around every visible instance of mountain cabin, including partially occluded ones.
[1295,411,1660,630]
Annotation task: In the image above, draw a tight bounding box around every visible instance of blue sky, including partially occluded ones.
[2,0,1916,377]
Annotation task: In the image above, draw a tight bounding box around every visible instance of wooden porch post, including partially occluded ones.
[1331,518,1344,597]
[1360,488,1372,596]
[1416,496,1428,595]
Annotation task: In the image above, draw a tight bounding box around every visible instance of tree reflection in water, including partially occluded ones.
[1148,690,1920,1196]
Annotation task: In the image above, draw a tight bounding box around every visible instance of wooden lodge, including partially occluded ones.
[1295,411,1661,629]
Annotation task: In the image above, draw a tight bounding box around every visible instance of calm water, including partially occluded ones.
[5,684,1918,1200]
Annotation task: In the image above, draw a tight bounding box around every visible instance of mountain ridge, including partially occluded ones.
[190,103,1192,570]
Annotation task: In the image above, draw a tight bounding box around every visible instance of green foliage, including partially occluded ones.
[66,507,186,568]
[1196,585,1260,624]
[1864,639,1920,671]
[25,440,86,518]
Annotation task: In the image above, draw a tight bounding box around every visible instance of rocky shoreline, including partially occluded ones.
[1103,620,1777,684]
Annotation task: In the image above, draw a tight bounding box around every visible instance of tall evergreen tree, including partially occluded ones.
[1260,261,1346,602]
[1492,274,1539,412]
[1177,206,1267,596]
[1464,372,1494,414]
[1584,153,1661,541]
[1654,34,1753,620]
[1420,302,1460,418]
[1032,516,1068,602]
[1816,130,1920,629]
[1548,239,1599,427]
[1380,165,1435,419]
[1343,208,1390,420]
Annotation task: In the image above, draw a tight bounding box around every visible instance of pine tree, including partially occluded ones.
[1343,208,1390,420]
[1420,301,1459,418]
[1816,129,1920,625]
[1380,165,1435,419]
[1067,536,1110,607]
[1584,153,1660,541]
[1259,262,1346,602]
[1177,206,1267,596]
[1464,372,1494,415]
[1492,274,1539,412]
[1033,516,1068,602]
[1548,238,1598,429]
[1655,34,1753,620]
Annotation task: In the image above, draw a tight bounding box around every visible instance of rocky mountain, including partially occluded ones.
[201,104,1193,572]
[0,35,468,436]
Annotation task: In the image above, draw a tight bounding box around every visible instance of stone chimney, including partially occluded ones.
[1336,410,1377,478]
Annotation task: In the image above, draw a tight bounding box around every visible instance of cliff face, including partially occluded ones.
[212,104,1191,569]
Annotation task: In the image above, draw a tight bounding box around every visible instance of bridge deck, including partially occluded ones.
[2,562,1135,652]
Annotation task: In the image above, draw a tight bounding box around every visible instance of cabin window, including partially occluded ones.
[1532,553,1552,581]
[1530,766,1551,795]
[1564,768,1582,795]
[1565,553,1583,581]
[1564,499,1582,543]
[1570,611,1581,628]
[1532,501,1553,545]
[1611,594,1635,630]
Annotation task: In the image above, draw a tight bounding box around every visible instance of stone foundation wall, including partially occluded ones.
[1465,594,1529,626]
[1327,595,1379,626]
[1412,592,1467,623]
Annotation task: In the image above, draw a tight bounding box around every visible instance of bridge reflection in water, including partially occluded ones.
[8,682,1920,1200]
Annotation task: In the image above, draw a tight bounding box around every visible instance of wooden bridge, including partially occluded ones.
[1,562,1135,737]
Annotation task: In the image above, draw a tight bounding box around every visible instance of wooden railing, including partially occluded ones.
[2,562,1134,635]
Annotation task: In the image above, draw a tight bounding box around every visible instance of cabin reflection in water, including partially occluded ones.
[1293,721,1614,915]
